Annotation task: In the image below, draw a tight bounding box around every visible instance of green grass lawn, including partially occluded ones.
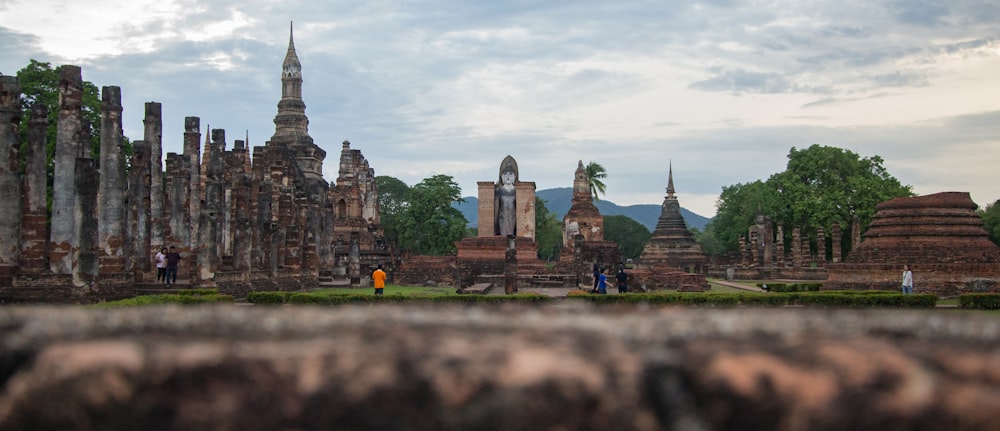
[310,285,457,296]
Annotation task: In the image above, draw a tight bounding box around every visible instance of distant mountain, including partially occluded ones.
[454,187,711,232]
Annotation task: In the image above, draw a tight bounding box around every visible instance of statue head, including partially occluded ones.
[498,155,519,185]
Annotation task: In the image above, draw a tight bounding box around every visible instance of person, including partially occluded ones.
[373,264,387,295]
[154,247,167,283]
[615,265,628,294]
[592,262,600,293]
[597,267,608,295]
[494,162,517,236]
[165,246,181,287]
[902,264,913,294]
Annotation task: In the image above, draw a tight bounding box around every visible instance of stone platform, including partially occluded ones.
[2,305,999,430]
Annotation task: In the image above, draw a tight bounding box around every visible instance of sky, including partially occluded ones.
[2,0,999,218]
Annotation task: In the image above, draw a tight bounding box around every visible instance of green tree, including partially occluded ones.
[980,199,1000,247]
[769,145,911,232]
[585,161,607,202]
[16,59,103,161]
[534,197,563,260]
[710,145,912,254]
[692,226,727,256]
[396,175,469,255]
[603,215,651,260]
[375,175,411,250]
[710,180,777,251]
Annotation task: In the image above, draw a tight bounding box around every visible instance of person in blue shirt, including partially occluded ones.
[598,267,608,294]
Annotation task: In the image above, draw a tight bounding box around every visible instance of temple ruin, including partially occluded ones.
[826,192,1000,295]
[0,26,388,303]
[630,164,709,291]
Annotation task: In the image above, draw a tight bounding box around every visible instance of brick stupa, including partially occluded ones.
[630,164,708,291]
[559,161,620,274]
[637,163,706,272]
[826,192,1000,296]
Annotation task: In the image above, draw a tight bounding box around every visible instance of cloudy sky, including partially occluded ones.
[2,0,999,218]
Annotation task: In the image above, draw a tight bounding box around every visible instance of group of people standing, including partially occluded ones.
[592,263,628,295]
[154,246,182,286]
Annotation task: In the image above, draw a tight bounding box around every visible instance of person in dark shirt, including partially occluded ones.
[615,266,629,294]
[165,246,181,286]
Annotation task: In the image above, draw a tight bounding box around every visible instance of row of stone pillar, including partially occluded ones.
[0,66,329,291]
[742,219,860,267]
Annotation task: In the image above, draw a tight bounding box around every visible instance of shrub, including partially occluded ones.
[959,293,1000,309]
[247,291,287,305]
[757,283,821,292]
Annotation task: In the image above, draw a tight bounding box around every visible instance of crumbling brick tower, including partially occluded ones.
[328,140,389,284]
[249,23,330,288]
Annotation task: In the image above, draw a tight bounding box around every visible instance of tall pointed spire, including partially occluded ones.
[282,21,301,80]
[666,160,675,197]
[270,22,324,180]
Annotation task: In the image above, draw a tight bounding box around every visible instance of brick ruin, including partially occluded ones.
[397,158,626,291]
[0,27,388,303]
[630,164,709,291]
[559,159,621,281]
[706,212,844,282]
[826,192,1000,296]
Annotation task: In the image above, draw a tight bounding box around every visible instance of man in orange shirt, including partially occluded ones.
[372,264,387,295]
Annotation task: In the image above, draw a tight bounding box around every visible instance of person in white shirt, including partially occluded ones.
[154,247,168,284]
[901,264,913,294]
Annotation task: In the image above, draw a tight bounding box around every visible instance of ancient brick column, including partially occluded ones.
[504,235,518,294]
[279,188,300,274]
[74,158,99,287]
[791,227,802,268]
[0,76,22,277]
[831,222,842,263]
[816,227,826,263]
[775,225,785,267]
[232,174,253,272]
[20,102,49,274]
[801,231,811,266]
[183,117,201,255]
[348,232,360,284]
[196,210,217,286]
[297,191,318,281]
[738,235,746,266]
[477,182,495,237]
[196,129,225,284]
[146,103,164,251]
[851,216,861,252]
[762,218,773,266]
[128,140,151,275]
[164,154,191,250]
[50,66,84,275]
[320,199,335,272]
[98,86,127,274]
[256,181,275,274]
[209,130,226,260]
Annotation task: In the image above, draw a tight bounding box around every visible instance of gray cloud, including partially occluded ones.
[889,0,951,26]
[689,69,824,95]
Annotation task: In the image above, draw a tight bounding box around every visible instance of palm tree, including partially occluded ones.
[585,161,607,202]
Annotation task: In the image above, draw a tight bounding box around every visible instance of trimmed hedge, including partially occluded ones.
[958,293,1000,310]
[247,291,288,305]
[269,292,553,305]
[757,283,822,292]
[243,290,937,308]
[570,292,937,308]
